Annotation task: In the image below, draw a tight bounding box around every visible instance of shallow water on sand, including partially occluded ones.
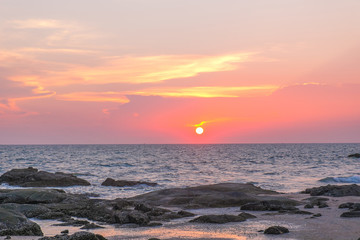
[0,143,359,199]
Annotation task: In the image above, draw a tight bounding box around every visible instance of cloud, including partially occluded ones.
[128,85,278,98]
[10,19,75,29]
[57,92,130,104]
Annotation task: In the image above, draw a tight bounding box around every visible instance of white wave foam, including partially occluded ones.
[320,175,360,183]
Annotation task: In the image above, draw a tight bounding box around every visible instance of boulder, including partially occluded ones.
[302,184,360,197]
[240,200,298,211]
[0,189,67,204]
[264,226,289,234]
[340,211,360,218]
[101,178,157,187]
[0,208,43,236]
[129,183,296,209]
[39,231,107,240]
[0,203,50,218]
[0,167,90,187]
[190,214,247,224]
[348,153,360,158]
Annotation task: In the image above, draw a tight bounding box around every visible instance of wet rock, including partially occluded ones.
[129,183,296,209]
[61,229,69,234]
[53,218,89,227]
[313,213,322,217]
[348,153,360,158]
[190,214,247,224]
[340,211,360,218]
[302,184,360,197]
[147,222,162,227]
[0,203,50,218]
[102,178,157,187]
[0,189,67,204]
[80,223,104,229]
[113,210,150,225]
[177,210,195,217]
[264,226,289,234]
[240,200,298,211]
[304,204,314,208]
[238,212,257,219]
[0,167,90,187]
[37,211,66,220]
[0,208,43,236]
[39,231,107,240]
[338,202,360,210]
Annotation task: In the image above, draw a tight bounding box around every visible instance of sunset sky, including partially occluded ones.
[1,0,360,144]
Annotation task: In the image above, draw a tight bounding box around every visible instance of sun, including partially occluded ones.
[195,127,204,135]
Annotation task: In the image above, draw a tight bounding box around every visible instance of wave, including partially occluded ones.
[320,175,360,183]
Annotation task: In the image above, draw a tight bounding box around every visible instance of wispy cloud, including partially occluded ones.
[57,92,130,104]
[129,85,278,98]
[10,19,77,29]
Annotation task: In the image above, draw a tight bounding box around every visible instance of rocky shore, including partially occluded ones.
[0,168,359,240]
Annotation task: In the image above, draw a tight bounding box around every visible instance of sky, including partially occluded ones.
[0,0,360,144]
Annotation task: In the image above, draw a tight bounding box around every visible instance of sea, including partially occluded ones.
[0,143,359,199]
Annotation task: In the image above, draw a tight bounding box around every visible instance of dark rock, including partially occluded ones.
[0,167,90,187]
[348,153,360,158]
[39,231,107,240]
[0,203,50,218]
[134,203,153,212]
[129,183,297,209]
[313,213,322,217]
[340,211,360,218]
[278,210,313,215]
[0,189,67,204]
[304,204,314,208]
[238,212,257,219]
[5,236,11,239]
[189,214,247,224]
[177,210,195,217]
[338,202,360,210]
[318,202,329,208]
[80,223,104,229]
[0,208,43,236]
[240,200,298,211]
[102,178,157,187]
[61,229,69,234]
[113,210,150,225]
[264,226,289,234]
[53,218,89,227]
[148,238,161,240]
[37,211,66,220]
[302,184,360,197]
[147,222,162,227]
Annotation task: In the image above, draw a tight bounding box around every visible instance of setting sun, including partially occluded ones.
[196,127,204,135]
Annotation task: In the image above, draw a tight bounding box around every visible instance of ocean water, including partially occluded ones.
[0,143,359,199]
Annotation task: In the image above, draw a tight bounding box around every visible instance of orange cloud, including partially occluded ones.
[129,85,278,98]
[57,92,130,103]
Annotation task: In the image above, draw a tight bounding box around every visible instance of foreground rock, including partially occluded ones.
[0,189,67,204]
[0,208,43,236]
[240,200,298,211]
[0,167,90,187]
[348,153,360,158]
[340,211,360,218]
[130,183,298,209]
[39,231,107,240]
[264,226,289,234]
[102,178,158,187]
[190,213,255,224]
[302,184,360,197]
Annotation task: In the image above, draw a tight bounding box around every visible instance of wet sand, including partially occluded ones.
[7,193,357,240]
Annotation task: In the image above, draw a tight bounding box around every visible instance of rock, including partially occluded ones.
[80,223,104,229]
[190,214,247,224]
[238,212,257,219]
[129,183,297,209]
[61,229,69,234]
[264,226,289,234]
[304,204,314,208]
[348,153,360,158]
[0,189,67,204]
[340,211,360,218]
[0,167,91,187]
[39,231,107,240]
[147,222,162,227]
[102,178,157,187]
[5,236,11,239]
[113,210,150,225]
[0,208,43,236]
[148,238,161,240]
[37,211,66,220]
[302,184,360,197]
[0,203,50,218]
[313,213,322,217]
[53,218,89,227]
[240,200,298,211]
[177,210,195,217]
[338,202,360,210]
